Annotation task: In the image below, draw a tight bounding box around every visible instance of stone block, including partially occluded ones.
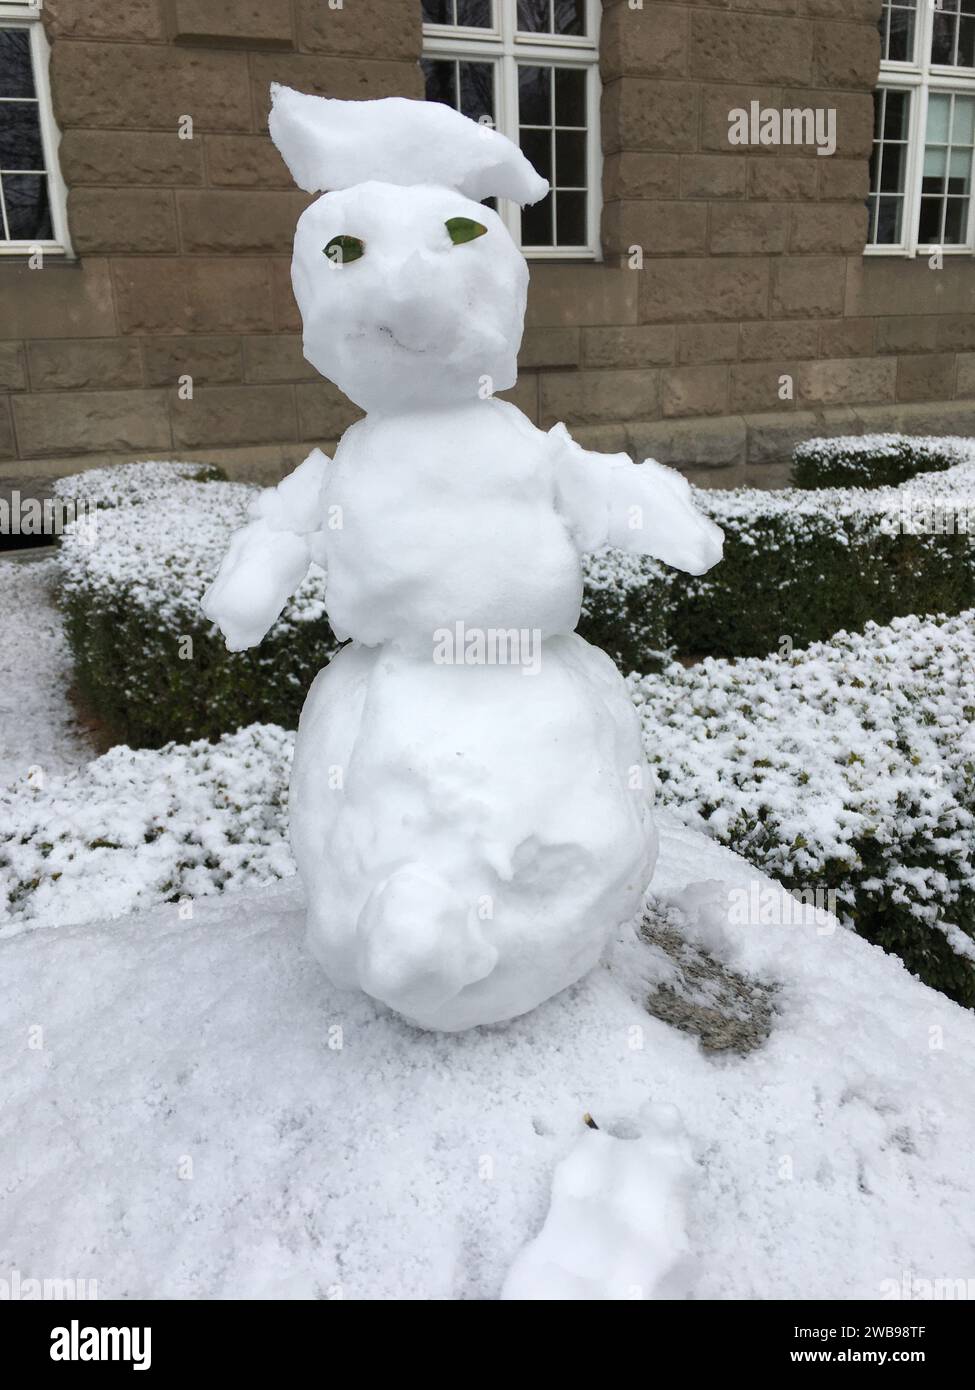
[142,336,243,388]
[296,382,363,440]
[583,325,676,369]
[178,191,311,254]
[641,258,769,324]
[798,357,897,406]
[295,0,418,60]
[518,327,581,370]
[171,384,298,448]
[0,343,27,391]
[539,369,660,428]
[770,257,846,318]
[661,365,729,419]
[13,390,171,457]
[168,0,294,46]
[243,335,318,383]
[69,189,179,254]
[60,130,204,186]
[28,340,144,391]
[0,260,116,340]
[114,259,275,335]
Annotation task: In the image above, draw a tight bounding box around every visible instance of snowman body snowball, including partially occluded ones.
[203,88,723,1031]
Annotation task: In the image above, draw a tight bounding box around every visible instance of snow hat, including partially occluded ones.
[269,84,549,206]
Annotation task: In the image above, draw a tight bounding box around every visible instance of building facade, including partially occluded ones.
[1,0,974,490]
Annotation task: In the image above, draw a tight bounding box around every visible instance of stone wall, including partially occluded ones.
[1,0,974,488]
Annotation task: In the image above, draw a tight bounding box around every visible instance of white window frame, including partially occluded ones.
[0,0,73,256]
[421,0,602,260]
[869,0,975,257]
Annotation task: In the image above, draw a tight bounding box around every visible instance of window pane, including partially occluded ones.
[455,0,491,26]
[521,190,552,245]
[555,67,585,125]
[877,196,904,243]
[555,128,585,185]
[927,93,950,143]
[952,93,975,145]
[458,61,494,123]
[517,0,585,35]
[943,197,969,241]
[553,1,584,35]
[517,0,552,32]
[884,89,909,139]
[2,171,51,240]
[0,100,43,170]
[0,28,34,98]
[879,1,917,63]
[421,56,457,108]
[555,189,586,243]
[421,0,452,23]
[930,0,975,67]
[932,11,955,65]
[918,195,942,241]
[867,89,911,244]
[518,65,551,125]
[520,127,551,182]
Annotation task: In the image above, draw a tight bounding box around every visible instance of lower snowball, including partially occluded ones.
[290,633,657,1030]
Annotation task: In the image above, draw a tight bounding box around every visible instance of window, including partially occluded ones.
[868,0,975,254]
[0,0,71,254]
[420,0,601,258]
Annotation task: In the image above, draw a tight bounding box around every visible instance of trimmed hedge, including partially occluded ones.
[56,446,975,742]
[674,460,975,657]
[630,610,975,1008]
[55,462,673,748]
[792,433,969,490]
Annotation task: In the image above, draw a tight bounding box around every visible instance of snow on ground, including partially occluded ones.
[2,814,973,1300]
[0,556,94,789]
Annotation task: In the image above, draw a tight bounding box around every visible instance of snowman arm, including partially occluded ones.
[549,423,723,576]
[202,448,329,652]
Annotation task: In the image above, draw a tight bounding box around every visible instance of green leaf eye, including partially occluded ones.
[324,235,365,265]
[446,216,488,245]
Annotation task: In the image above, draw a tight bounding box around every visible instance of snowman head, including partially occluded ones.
[269,86,548,413]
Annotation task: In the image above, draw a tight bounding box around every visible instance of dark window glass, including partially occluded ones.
[517,0,551,32]
[944,197,969,241]
[918,195,942,242]
[555,128,585,185]
[521,190,552,244]
[458,61,494,123]
[932,12,955,64]
[553,1,584,37]
[0,29,34,99]
[421,57,458,108]
[555,189,585,243]
[876,196,904,243]
[0,101,43,171]
[422,0,452,23]
[3,171,51,240]
[519,127,551,182]
[455,0,491,26]
[555,68,585,126]
[518,65,550,125]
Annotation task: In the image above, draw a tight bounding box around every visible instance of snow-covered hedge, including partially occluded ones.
[6,609,973,1006]
[0,723,293,935]
[630,610,975,1008]
[56,465,342,747]
[55,462,673,746]
[792,433,969,490]
[676,457,975,657]
[56,450,975,742]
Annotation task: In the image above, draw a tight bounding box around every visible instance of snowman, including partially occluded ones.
[203,86,723,1032]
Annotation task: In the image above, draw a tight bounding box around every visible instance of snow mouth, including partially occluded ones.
[375,325,428,354]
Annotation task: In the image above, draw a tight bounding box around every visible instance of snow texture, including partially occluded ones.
[202,91,723,1030]
[0,557,94,789]
[2,815,973,1300]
